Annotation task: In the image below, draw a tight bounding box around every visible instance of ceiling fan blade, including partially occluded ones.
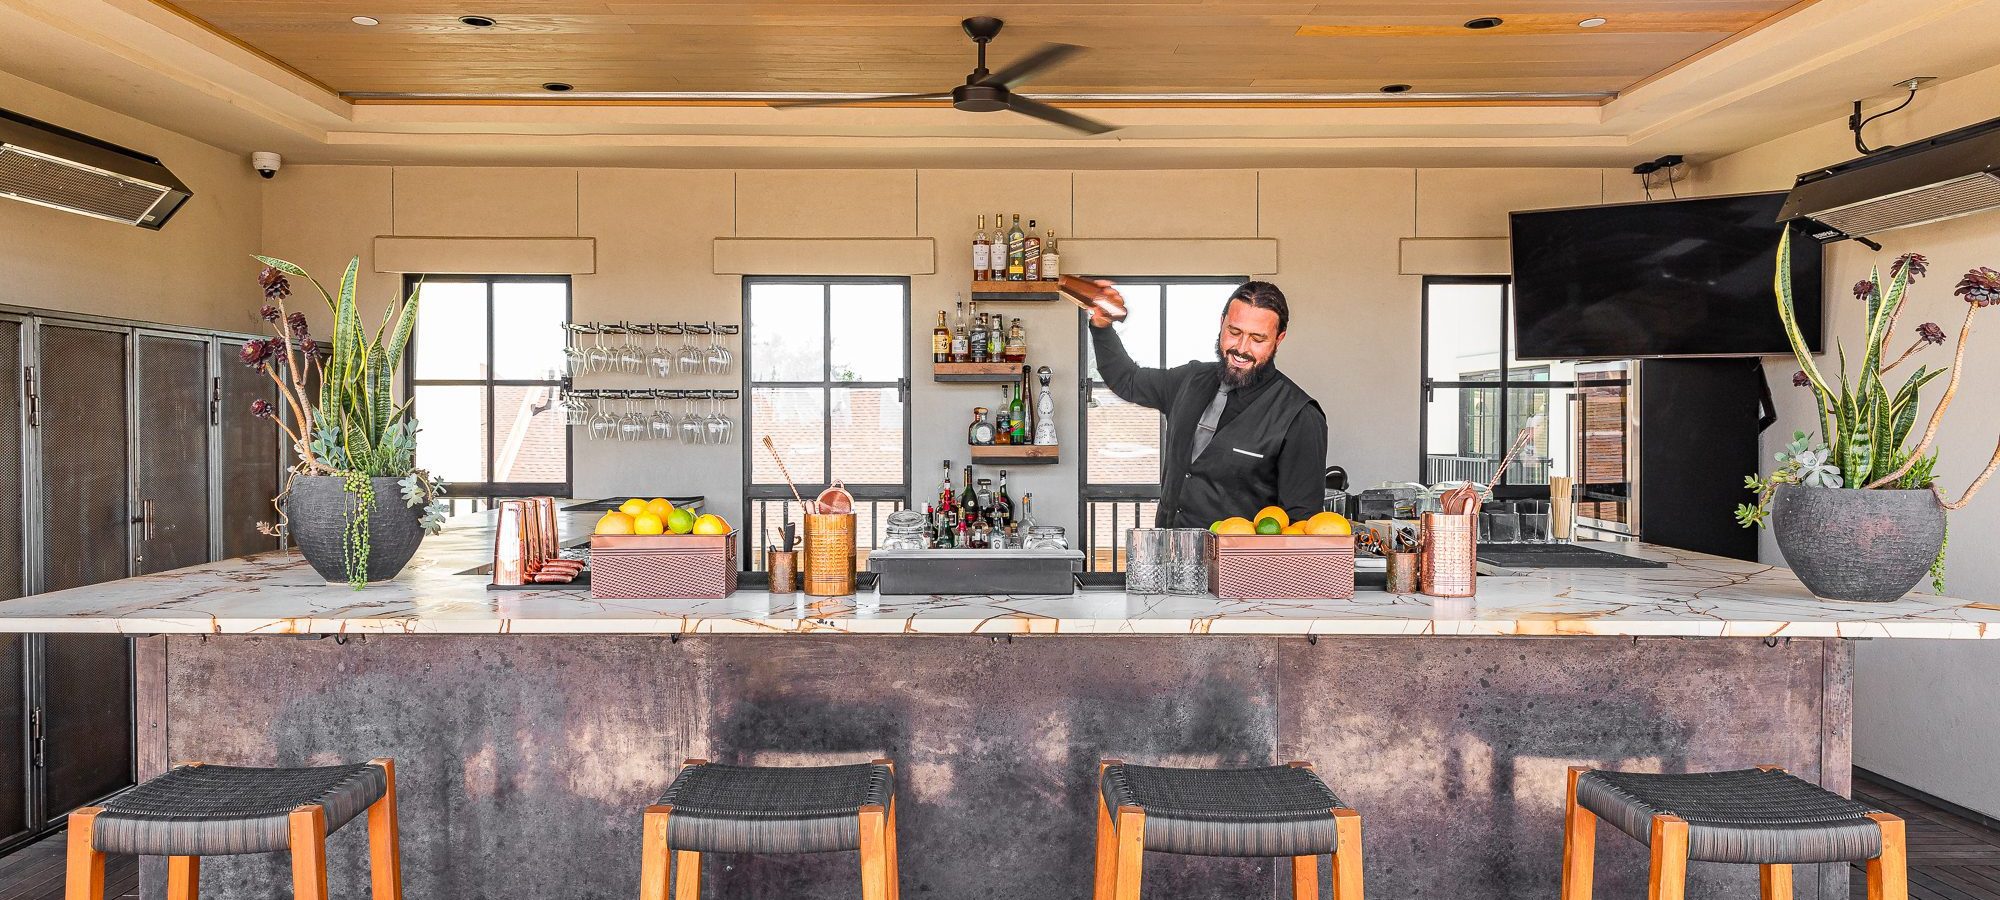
[1005,94,1118,135]
[979,43,1084,91]
[771,92,950,109]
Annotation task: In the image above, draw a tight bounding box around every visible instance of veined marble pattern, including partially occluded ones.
[0,511,1994,638]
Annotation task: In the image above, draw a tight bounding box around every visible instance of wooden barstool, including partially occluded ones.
[66,758,401,900]
[1093,759,1363,900]
[639,758,899,900]
[1562,765,1905,900]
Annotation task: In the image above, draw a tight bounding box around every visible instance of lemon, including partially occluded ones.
[666,508,697,535]
[1255,516,1283,535]
[633,513,665,535]
[1252,505,1290,530]
[693,514,729,536]
[645,498,675,518]
[594,511,636,535]
[619,498,647,516]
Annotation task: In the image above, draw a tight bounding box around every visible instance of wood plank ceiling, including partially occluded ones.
[158,1,1814,100]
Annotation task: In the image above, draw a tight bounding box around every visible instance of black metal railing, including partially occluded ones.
[1081,497,1160,573]
[1422,455,1553,485]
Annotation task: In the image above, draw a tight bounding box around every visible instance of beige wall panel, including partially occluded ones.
[0,69,262,332]
[393,167,581,237]
[713,238,935,275]
[1399,238,1510,276]
[1072,170,1258,238]
[1415,168,1605,237]
[574,169,742,524]
[734,170,917,237]
[1258,168,1421,486]
[262,166,398,334]
[373,237,595,275]
[1062,239,1278,277]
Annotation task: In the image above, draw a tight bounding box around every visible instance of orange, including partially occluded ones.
[1284,522,1308,535]
[693,514,729,535]
[645,498,675,518]
[1213,517,1256,535]
[1252,506,1290,530]
[594,511,636,535]
[1303,512,1353,536]
[633,513,665,535]
[618,498,648,516]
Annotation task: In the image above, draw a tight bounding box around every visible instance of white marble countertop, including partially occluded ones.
[0,509,1994,638]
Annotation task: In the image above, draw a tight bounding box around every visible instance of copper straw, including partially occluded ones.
[760,435,815,519]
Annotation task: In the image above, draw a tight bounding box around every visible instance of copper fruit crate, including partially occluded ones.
[589,532,738,600]
[1208,532,1356,600]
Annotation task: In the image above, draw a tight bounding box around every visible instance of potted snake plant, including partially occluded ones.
[243,255,447,588]
[1737,233,2000,601]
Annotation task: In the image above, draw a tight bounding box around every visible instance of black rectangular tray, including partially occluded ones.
[869,549,1085,596]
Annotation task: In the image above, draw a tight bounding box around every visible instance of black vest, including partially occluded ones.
[1155,366,1320,528]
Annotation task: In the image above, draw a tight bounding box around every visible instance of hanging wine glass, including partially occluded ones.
[650,391,676,441]
[561,388,589,426]
[620,392,648,441]
[705,391,729,444]
[584,324,612,373]
[588,394,618,441]
[678,323,705,375]
[679,393,705,444]
[561,324,587,376]
[704,321,728,375]
[649,324,675,379]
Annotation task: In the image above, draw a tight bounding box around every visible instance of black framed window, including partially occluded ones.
[1075,277,1242,571]
[1419,277,1576,490]
[742,277,911,569]
[404,274,572,505]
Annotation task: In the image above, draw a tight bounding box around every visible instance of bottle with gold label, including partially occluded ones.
[1006,214,1026,280]
[1023,219,1042,280]
[1004,317,1026,363]
[972,214,991,281]
[1042,231,1060,281]
[932,310,950,364]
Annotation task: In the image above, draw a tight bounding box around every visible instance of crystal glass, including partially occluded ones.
[583,325,612,373]
[1167,528,1210,595]
[679,395,704,444]
[1024,525,1067,550]
[705,393,731,444]
[1125,528,1170,594]
[651,325,679,379]
[618,394,647,441]
[678,324,706,375]
[588,396,618,441]
[649,393,676,441]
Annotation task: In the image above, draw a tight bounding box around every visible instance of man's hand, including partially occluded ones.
[1087,280,1128,328]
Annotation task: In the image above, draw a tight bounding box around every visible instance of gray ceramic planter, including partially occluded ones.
[1772,484,1944,602]
[285,475,426,585]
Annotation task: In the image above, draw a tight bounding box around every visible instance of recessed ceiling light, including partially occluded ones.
[1463,16,1504,29]
[350,15,379,26]
[1578,17,1608,28]
[1379,84,1413,94]
[541,82,574,92]
[458,15,496,27]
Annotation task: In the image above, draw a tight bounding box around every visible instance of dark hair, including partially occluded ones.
[1222,281,1289,334]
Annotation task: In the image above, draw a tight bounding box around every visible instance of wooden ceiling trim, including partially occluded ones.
[144,0,340,97]
[1295,12,1768,38]
[1617,0,1828,97]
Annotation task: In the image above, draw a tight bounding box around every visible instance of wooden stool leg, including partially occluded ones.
[1093,762,1119,900]
[366,758,403,900]
[1112,808,1146,900]
[673,851,700,900]
[1331,809,1363,900]
[1562,767,1597,900]
[1291,855,1318,900]
[859,804,890,900]
[166,856,200,900]
[64,808,107,900]
[639,806,672,900]
[885,797,902,900]
[1866,812,1907,900]
[1761,864,1793,900]
[1647,814,1689,900]
[288,805,331,900]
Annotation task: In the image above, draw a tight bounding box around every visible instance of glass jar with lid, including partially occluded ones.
[881,509,931,551]
[1024,525,1067,550]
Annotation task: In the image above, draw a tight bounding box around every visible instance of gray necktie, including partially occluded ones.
[1190,384,1231,462]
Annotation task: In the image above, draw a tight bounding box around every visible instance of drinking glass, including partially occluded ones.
[649,392,677,441]
[677,324,705,375]
[619,394,648,441]
[705,392,731,445]
[560,389,589,427]
[1167,529,1210,595]
[704,321,731,374]
[588,395,618,441]
[614,324,646,374]
[562,324,587,376]
[1125,528,1171,594]
[679,395,704,444]
[583,325,612,373]
[648,325,675,379]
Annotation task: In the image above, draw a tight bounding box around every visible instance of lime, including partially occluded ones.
[666,508,697,535]
[1255,516,1282,535]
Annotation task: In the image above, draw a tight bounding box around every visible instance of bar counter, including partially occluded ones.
[5,510,1992,900]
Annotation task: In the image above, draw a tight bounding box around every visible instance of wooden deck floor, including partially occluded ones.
[0,770,1990,899]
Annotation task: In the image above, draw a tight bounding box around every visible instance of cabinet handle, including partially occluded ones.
[211,375,222,425]
[22,365,36,428]
[140,499,155,541]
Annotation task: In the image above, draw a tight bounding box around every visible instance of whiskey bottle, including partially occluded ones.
[1042,231,1060,281]
[986,312,1004,361]
[1004,317,1026,363]
[969,406,994,445]
[994,470,1013,527]
[970,313,989,363]
[932,310,950,364]
[972,214,991,281]
[1006,214,1026,280]
[1023,220,1041,280]
[950,296,969,362]
[994,386,1013,445]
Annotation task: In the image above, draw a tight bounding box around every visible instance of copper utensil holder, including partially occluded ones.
[1384,550,1420,594]
[1420,512,1477,598]
[802,513,856,596]
[492,500,529,586]
[767,550,798,593]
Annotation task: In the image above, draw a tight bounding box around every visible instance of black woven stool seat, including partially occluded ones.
[1101,764,1342,858]
[1577,768,1883,864]
[93,763,386,857]
[659,762,895,854]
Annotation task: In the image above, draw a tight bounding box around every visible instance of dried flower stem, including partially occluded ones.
[1867,305,1976,488]
[1878,337,1928,374]
[1947,442,2000,509]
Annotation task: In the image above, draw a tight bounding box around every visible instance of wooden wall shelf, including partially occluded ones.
[970,280,1061,302]
[970,445,1060,465]
[934,362,1029,383]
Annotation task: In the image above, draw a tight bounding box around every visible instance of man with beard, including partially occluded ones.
[1085,279,1327,528]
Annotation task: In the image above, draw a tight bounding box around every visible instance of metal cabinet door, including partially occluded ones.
[217,342,281,559]
[0,319,29,847]
[133,333,212,574]
[31,323,133,822]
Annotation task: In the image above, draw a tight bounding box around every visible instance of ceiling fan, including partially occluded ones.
[774,16,1117,135]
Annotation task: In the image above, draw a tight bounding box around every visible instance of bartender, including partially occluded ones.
[1087,280,1328,528]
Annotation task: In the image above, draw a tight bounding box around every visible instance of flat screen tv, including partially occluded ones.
[1509,191,1824,360]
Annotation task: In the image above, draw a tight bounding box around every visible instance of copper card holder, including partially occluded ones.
[1419,512,1477,598]
[802,513,857,596]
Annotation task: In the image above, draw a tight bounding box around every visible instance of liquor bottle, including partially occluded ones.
[955,518,970,549]
[970,312,989,363]
[923,504,937,548]
[969,406,993,445]
[1020,492,1036,527]
[994,470,1013,527]
[932,310,950,364]
[972,214,991,281]
[994,386,1013,445]
[1034,365,1058,445]
[970,516,991,549]
[1011,366,1029,444]
[986,313,1005,361]
[962,465,978,518]
[1004,318,1026,363]
[940,459,955,511]
[1023,220,1041,281]
[975,478,994,516]
[1006,214,1026,280]
[1042,231,1060,281]
[950,296,969,362]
